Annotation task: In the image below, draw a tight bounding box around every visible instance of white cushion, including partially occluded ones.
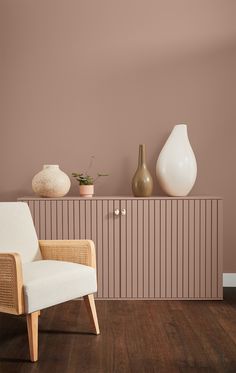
[22,260,97,313]
[0,202,41,263]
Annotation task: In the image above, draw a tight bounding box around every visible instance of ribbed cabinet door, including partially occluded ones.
[118,198,223,299]
[26,198,121,299]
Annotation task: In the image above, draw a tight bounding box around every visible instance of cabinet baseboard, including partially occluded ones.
[223,273,236,287]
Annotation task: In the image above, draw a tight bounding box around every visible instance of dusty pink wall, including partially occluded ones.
[0,1,236,272]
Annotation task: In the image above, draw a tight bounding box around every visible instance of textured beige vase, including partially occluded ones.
[132,144,153,197]
[32,165,71,198]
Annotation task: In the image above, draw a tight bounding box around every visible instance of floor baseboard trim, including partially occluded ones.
[223,273,236,287]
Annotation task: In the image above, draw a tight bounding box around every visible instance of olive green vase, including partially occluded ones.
[132,144,153,197]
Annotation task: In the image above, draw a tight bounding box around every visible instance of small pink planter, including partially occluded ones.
[79,185,94,198]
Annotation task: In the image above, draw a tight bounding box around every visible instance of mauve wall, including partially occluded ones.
[0,1,235,272]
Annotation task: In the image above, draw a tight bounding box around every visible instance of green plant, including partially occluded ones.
[72,156,108,185]
[72,172,108,185]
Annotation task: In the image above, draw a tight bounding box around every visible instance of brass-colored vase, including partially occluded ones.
[132,144,153,197]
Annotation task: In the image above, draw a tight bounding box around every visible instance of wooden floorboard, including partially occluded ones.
[0,289,236,373]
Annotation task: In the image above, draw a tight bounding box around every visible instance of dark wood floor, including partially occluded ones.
[0,289,236,373]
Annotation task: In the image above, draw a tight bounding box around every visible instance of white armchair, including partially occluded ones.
[0,202,100,362]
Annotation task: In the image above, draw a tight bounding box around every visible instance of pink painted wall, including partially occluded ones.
[0,1,235,272]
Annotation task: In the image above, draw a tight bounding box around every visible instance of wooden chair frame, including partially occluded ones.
[0,240,100,362]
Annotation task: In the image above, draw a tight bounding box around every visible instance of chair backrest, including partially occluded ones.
[0,202,42,263]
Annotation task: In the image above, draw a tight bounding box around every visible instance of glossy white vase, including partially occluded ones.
[32,165,71,198]
[156,124,197,196]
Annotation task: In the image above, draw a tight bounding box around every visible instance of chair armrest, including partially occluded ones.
[39,240,96,269]
[0,253,24,315]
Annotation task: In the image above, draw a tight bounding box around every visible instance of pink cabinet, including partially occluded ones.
[18,197,223,300]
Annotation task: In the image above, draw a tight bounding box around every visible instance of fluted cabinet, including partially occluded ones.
[18,197,223,300]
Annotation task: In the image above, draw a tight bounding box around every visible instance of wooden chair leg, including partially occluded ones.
[26,311,39,362]
[83,294,100,335]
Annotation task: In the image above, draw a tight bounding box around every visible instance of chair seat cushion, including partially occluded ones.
[22,260,97,313]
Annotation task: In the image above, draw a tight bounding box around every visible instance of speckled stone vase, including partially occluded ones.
[32,165,71,198]
[132,144,153,197]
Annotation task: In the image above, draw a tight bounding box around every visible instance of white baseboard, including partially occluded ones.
[223,273,236,287]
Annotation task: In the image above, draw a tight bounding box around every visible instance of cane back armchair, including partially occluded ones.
[0,202,100,362]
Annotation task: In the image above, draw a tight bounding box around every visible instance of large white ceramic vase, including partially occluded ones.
[32,165,71,198]
[156,124,197,196]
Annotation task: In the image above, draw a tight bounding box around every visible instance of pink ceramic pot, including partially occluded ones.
[79,185,94,198]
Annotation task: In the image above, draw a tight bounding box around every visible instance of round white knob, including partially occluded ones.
[114,209,120,216]
[121,208,126,216]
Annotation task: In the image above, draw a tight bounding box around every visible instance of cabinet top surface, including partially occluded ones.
[18,195,222,200]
